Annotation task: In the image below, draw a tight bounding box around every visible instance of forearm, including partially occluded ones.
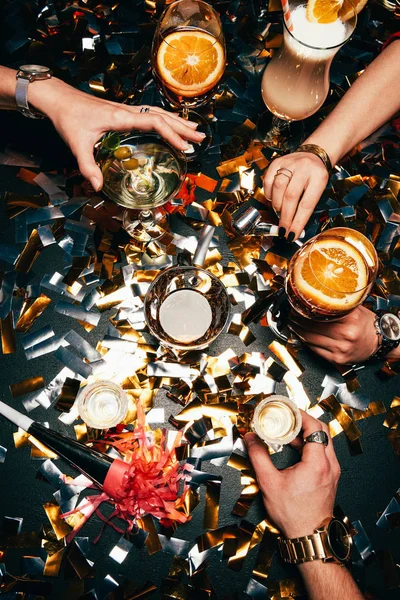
[0,66,19,110]
[298,561,364,600]
[305,40,400,165]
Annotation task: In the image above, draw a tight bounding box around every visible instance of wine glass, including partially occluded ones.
[257,0,357,152]
[286,227,378,321]
[95,131,186,242]
[152,0,226,159]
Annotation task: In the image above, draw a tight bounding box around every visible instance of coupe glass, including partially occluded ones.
[96,132,186,242]
[257,0,357,152]
[286,227,378,321]
[152,0,226,159]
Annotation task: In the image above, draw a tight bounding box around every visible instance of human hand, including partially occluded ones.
[245,411,340,538]
[263,153,329,241]
[28,78,204,191]
[289,305,379,365]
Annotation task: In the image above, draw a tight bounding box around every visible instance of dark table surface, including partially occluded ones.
[0,1,400,599]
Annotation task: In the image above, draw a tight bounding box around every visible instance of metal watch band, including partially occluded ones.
[369,313,400,361]
[278,531,331,564]
[15,67,51,119]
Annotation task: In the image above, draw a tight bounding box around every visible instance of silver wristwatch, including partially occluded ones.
[15,65,53,119]
[371,312,400,361]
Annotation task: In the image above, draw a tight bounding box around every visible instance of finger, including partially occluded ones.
[289,315,339,339]
[290,177,328,239]
[299,410,330,462]
[290,323,336,347]
[75,142,103,191]
[245,433,281,488]
[271,172,291,217]
[278,172,308,236]
[124,113,191,151]
[302,410,339,467]
[263,163,277,201]
[288,433,303,453]
[136,105,199,129]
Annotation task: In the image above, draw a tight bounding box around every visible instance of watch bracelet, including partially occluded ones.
[368,312,400,362]
[294,144,333,176]
[278,532,330,564]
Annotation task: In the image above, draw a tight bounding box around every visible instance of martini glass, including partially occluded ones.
[96,132,186,242]
[152,0,226,159]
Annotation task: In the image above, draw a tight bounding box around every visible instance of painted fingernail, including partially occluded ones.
[278,227,286,239]
[287,232,295,242]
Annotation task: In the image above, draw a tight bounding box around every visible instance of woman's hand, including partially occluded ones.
[28,78,204,191]
[263,152,329,241]
[289,305,379,365]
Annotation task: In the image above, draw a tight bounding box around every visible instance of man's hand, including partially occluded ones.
[245,411,340,538]
[289,305,379,365]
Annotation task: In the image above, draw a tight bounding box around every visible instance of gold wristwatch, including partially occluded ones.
[278,517,352,564]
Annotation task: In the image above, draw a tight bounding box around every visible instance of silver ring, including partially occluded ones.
[303,431,329,446]
[140,107,150,113]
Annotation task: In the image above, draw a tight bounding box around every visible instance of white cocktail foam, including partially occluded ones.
[291,6,348,49]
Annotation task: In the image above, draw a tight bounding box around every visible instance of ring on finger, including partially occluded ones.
[303,431,328,446]
[140,107,150,113]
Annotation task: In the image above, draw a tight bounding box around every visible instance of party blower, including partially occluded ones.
[0,400,128,500]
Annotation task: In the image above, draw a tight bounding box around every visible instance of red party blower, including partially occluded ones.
[0,400,128,500]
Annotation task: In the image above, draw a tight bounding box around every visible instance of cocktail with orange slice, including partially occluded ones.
[258,0,360,152]
[286,227,378,321]
[152,0,226,158]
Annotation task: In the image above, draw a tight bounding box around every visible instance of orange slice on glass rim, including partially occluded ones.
[156,30,225,98]
[306,0,368,23]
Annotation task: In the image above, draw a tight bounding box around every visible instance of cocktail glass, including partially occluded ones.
[258,0,357,152]
[144,264,230,351]
[286,227,378,321]
[96,131,186,242]
[152,0,226,159]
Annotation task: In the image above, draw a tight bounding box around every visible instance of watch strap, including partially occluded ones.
[278,530,331,564]
[15,73,46,119]
[369,313,400,361]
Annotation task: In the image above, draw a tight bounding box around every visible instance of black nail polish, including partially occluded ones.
[278,227,286,239]
[288,232,295,243]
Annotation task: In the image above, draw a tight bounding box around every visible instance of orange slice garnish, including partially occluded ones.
[156,30,225,98]
[306,0,344,23]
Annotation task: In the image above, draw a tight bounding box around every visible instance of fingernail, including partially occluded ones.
[181,141,190,150]
[187,120,198,128]
[92,178,101,192]
[195,132,206,138]
[278,227,286,239]
[244,432,258,447]
[287,232,295,243]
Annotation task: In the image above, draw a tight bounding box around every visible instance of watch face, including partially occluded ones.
[380,314,400,341]
[327,519,352,562]
[20,65,50,75]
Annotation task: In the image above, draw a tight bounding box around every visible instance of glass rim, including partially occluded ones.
[306,227,377,295]
[158,0,224,53]
[144,264,230,351]
[283,0,357,51]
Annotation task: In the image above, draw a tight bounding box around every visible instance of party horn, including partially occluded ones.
[0,401,128,500]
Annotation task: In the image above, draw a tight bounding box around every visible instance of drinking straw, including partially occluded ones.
[281,0,294,32]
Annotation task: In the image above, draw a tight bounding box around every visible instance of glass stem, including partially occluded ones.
[182,106,189,120]
[271,115,292,135]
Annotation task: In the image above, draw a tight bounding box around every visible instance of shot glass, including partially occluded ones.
[77,381,129,429]
[251,395,302,448]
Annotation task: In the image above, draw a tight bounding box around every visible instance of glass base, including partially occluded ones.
[180,110,212,161]
[257,112,305,153]
[266,289,291,343]
[123,208,170,243]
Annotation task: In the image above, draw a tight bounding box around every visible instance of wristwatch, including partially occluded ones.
[15,65,53,119]
[370,312,400,361]
[278,517,352,564]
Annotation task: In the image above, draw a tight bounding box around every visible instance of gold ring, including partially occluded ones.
[274,172,291,181]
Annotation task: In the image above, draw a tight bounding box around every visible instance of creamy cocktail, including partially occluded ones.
[258,0,357,150]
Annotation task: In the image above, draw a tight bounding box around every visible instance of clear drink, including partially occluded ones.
[251,395,302,447]
[286,227,378,321]
[262,3,356,121]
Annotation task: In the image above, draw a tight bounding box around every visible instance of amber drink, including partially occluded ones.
[286,227,378,321]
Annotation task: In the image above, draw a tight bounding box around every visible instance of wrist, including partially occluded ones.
[303,134,341,167]
[27,77,68,120]
[280,516,332,539]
